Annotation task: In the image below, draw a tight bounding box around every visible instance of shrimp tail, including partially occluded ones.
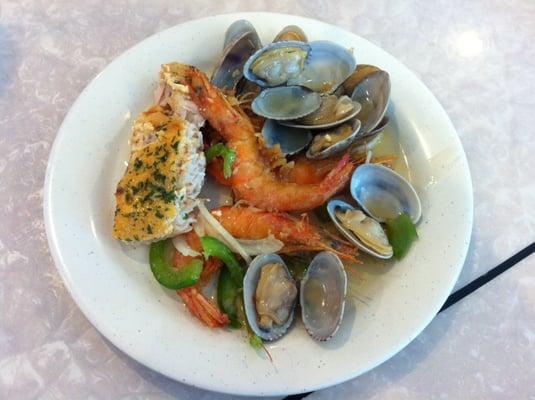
[319,153,354,192]
[178,287,230,328]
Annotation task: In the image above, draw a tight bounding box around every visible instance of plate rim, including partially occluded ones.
[44,11,474,396]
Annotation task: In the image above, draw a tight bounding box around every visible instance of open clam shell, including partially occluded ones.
[243,254,297,341]
[261,119,312,155]
[306,118,362,160]
[251,86,321,120]
[243,40,356,94]
[300,251,347,341]
[342,64,381,96]
[279,95,362,130]
[351,71,391,134]
[223,19,261,49]
[243,41,311,87]
[292,41,357,94]
[211,20,262,91]
[327,199,393,259]
[350,164,422,223]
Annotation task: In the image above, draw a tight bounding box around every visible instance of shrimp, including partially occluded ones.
[178,287,230,328]
[173,231,227,327]
[211,204,359,263]
[166,63,354,212]
[282,153,398,184]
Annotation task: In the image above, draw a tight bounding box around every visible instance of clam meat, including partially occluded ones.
[306,118,361,160]
[296,95,359,127]
[243,254,297,341]
[244,40,356,94]
[308,123,354,154]
[336,208,393,258]
[256,262,298,330]
[245,41,310,87]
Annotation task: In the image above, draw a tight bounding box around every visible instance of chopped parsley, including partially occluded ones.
[133,158,143,170]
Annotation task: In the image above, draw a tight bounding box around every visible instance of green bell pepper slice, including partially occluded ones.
[205,143,236,179]
[200,236,244,287]
[385,213,418,260]
[149,239,203,289]
[217,267,241,329]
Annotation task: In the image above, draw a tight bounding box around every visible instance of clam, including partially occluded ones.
[223,19,261,49]
[243,254,298,341]
[279,95,362,130]
[211,20,262,92]
[300,251,347,341]
[273,25,308,42]
[342,64,381,95]
[351,71,391,134]
[306,118,362,160]
[251,86,321,120]
[350,163,422,223]
[244,40,356,94]
[327,199,393,259]
[292,41,357,94]
[350,116,389,157]
[243,41,311,87]
[261,119,312,155]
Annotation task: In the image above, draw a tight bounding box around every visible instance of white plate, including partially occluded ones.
[44,12,473,396]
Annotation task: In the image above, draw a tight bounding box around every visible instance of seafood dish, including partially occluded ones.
[112,21,422,349]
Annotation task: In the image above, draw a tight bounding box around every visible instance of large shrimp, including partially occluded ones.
[282,153,398,184]
[167,63,354,212]
[211,204,359,263]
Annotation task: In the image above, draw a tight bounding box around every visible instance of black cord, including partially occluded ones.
[282,242,535,400]
[439,242,535,312]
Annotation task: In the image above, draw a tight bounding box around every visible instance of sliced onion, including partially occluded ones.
[197,201,252,264]
[172,234,201,257]
[192,217,206,238]
[236,235,284,255]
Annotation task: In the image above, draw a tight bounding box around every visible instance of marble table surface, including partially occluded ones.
[1,0,534,398]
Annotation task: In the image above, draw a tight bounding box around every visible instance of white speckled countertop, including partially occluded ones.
[0,1,534,399]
